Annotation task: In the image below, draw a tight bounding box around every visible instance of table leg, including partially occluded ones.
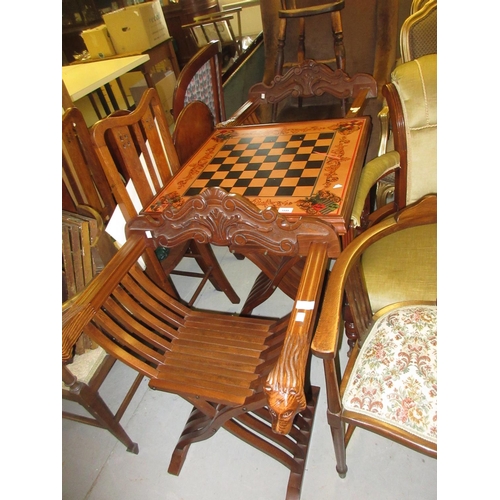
[104,83,119,111]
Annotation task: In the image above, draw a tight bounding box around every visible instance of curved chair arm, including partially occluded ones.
[351,150,400,228]
[313,194,437,358]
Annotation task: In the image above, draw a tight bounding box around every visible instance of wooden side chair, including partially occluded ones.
[312,194,437,477]
[62,186,341,500]
[91,88,239,306]
[62,209,143,454]
[275,0,346,77]
[62,107,116,225]
[171,41,226,124]
[183,7,242,63]
[248,58,377,122]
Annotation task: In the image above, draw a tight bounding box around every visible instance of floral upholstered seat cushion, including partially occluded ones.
[343,303,437,444]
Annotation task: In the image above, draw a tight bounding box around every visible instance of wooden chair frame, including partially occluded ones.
[276,0,346,77]
[312,195,437,477]
[172,100,215,165]
[91,88,239,306]
[184,6,243,60]
[63,187,341,500]
[62,210,143,453]
[62,107,116,224]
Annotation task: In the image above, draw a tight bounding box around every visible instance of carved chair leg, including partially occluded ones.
[225,387,320,500]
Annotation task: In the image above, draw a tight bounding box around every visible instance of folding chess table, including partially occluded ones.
[135,117,371,311]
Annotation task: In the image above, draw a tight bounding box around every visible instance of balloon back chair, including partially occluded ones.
[312,194,437,478]
[172,41,226,125]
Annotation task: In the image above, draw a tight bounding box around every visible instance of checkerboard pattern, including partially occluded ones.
[185,132,336,198]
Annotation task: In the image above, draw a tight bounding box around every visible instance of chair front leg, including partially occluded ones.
[323,358,348,478]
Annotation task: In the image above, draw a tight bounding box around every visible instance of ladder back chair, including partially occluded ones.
[184,7,243,62]
[172,41,226,124]
[312,194,437,477]
[62,209,143,453]
[90,88,239,306]
[63,187,341,500]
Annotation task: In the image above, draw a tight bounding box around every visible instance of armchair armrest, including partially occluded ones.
[351,150,400,228]
[62,233,150,363]
[264,242,330,434]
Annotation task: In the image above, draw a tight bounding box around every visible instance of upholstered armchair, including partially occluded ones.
[312,194,437,477]
[374,0,437,206]
[350,53,437,231]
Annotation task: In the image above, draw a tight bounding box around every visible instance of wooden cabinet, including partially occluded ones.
[162,0,219,67]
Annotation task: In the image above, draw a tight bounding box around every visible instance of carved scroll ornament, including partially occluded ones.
[128,187,340,258]
[248,60,377,104]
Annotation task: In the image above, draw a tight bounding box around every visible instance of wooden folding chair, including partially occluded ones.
[63,187,341,499]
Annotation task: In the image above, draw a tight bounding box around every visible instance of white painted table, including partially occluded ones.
[62,54,150,102]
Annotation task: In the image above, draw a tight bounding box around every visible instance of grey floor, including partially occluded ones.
[62,245,437,500]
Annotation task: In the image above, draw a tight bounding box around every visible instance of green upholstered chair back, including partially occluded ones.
[361,222,437,314]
